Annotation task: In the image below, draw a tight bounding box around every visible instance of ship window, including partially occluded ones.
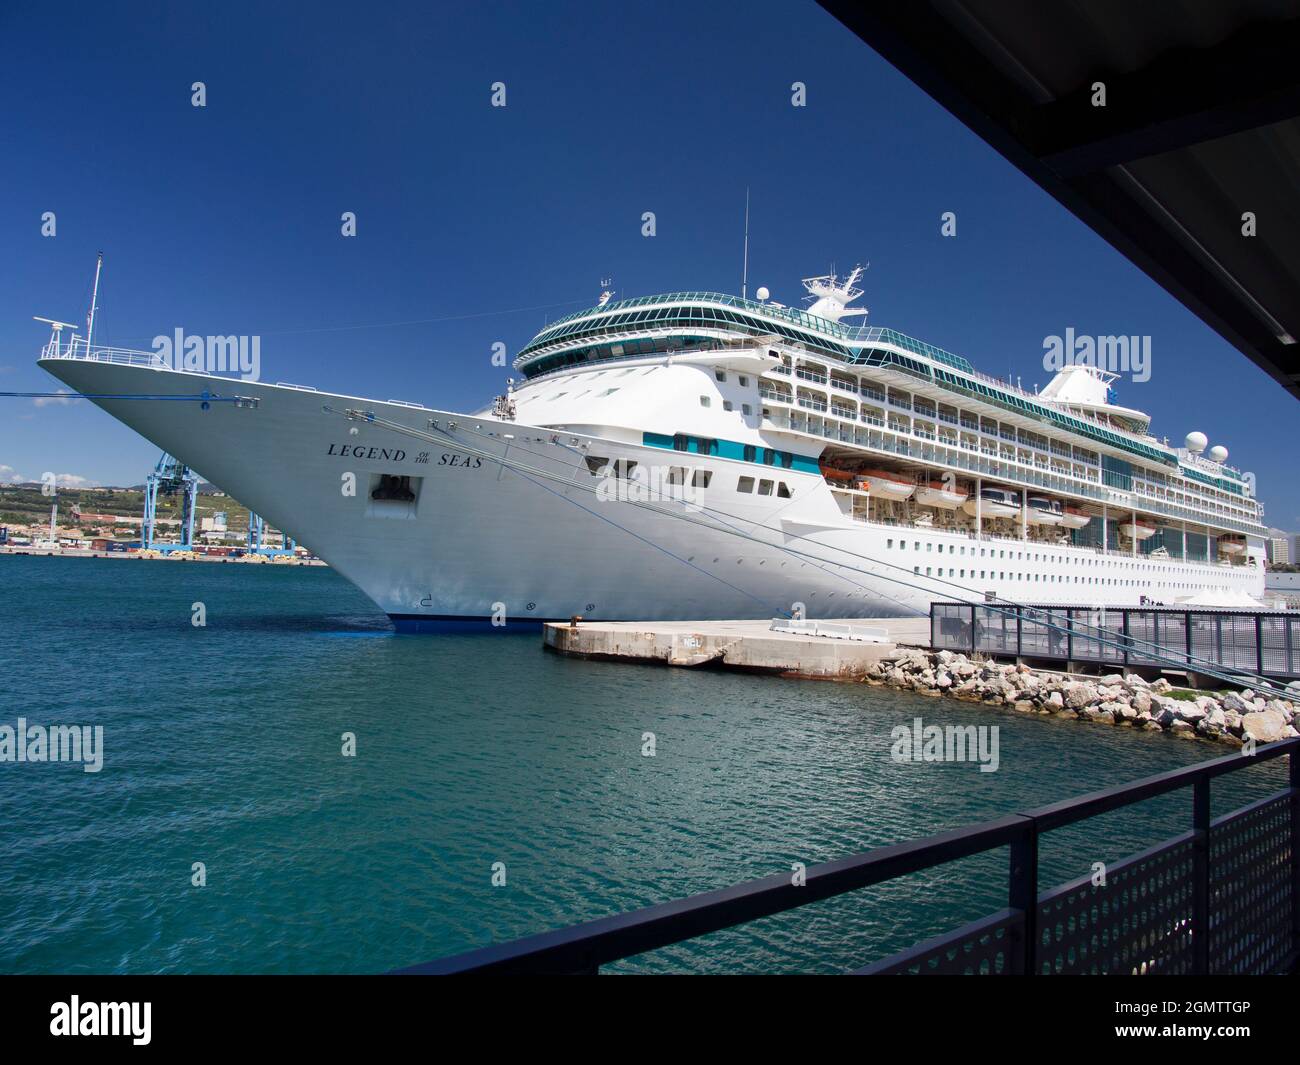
[739,376,749,387]
[758,479,774,496]
[700,396,711,407]
[673,434,689,451]
[598,388,619,397]
[613,459,638,479]
[692,470,712,488]
[723,400,734,412]
[743,445,757,462]
[737,476,755,493]
[763,448,776,465]
[742,404,752,415]
[666,467,687,485]
[777,482,791,498]
[584,456,610,475]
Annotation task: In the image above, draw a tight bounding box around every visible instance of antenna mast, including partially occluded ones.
[86,252,103,354]
[741,188,750,300]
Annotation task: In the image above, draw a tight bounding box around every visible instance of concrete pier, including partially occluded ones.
[543,617,931,678]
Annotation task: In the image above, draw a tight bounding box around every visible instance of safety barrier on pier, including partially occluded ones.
[395,738,1298,975]
[931,602,1300,681]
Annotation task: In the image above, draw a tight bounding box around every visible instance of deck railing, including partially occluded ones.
[396,738,1298,974]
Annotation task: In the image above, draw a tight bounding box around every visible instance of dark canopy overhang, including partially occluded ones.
[820,0,1300,401]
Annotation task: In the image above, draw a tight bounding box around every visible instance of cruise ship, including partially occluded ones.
[36,266,1267,628]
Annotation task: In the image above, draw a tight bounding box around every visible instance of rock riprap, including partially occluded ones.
[864,649,1299,746]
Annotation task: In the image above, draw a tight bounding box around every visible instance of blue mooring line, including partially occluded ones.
[1,391,238,408]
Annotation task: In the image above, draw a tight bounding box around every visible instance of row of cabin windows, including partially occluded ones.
[886,538,1228,571]
[672,434,798,472]
[914,565,1229,592]
[743,445,796,468]
[714,370,750,387]
[584,456,712,489]
[672,433,719,455]
[583,454,789,498]
[737,476,793,498]
[700,395,753,415]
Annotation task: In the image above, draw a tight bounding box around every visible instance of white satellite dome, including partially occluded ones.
[1208,445,1228,463]
[1185,431,1208,453]
[755,286,770,301]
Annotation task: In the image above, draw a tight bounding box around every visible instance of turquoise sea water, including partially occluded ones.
[0,555,1287,973]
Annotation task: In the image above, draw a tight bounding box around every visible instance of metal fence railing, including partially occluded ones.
[931,601,1300,680]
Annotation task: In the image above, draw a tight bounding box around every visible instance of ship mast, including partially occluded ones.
[86,252,103,354]
[741,187,750,300]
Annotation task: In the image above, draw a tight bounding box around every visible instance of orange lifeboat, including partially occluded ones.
[819,464,857,485]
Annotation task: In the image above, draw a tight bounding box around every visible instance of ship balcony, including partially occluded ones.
[757,412,1265,537]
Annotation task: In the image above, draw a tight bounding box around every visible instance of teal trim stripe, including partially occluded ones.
[642,432,820,473]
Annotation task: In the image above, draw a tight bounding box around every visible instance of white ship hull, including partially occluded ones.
[39,359,1266,627]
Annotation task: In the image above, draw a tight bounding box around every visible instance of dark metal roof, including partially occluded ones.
[820,0,1300,401]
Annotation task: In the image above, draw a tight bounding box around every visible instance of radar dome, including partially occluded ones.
[755,286,770,301]
[1185,431,1208,453]
[1208,445,1228,463]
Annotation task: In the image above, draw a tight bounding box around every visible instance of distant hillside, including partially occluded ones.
[0,483,256,534]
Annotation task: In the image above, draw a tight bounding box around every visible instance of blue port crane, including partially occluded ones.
[246,511,296,555]
[142,452,198,550]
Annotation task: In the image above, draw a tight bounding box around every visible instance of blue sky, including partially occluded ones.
[2,0,1296,530]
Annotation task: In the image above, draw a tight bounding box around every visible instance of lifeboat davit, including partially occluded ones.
[915,480,969,509]
[1218,535,1247,556]
[1120,518,1157,540]
[961,486,1020,520]
[1059,505,1092,530]
[857,469,915,500]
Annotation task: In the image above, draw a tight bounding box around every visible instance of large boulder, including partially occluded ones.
[1222,692,1251,714]
[1241,710,1287,744]
[1064,682,1098,710]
